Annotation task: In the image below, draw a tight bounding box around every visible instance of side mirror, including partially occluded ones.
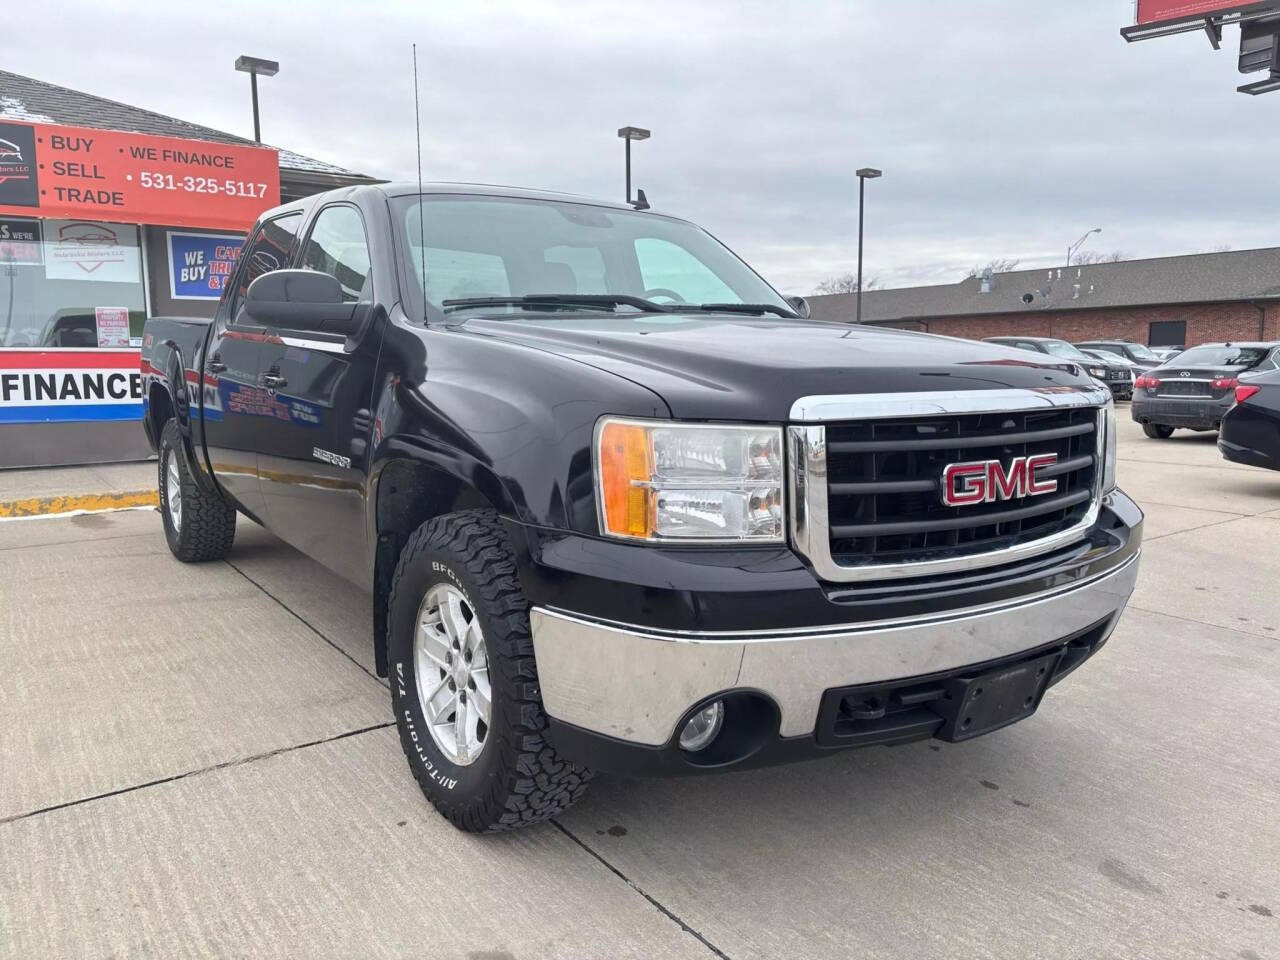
[786,295,812,319]
[244,269,358,333]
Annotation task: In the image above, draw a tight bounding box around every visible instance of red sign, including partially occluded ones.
[0,120,280,231]
[1136,0,1272,24]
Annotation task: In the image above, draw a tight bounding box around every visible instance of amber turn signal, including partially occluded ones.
[598,420,655,538]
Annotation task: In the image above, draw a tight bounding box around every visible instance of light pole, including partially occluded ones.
[617,126,650,204]
[855,167,882,324]
[1067,227,1102,266]
[234,55,280,143]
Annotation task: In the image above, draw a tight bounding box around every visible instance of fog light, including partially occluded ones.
[678,700,725,752]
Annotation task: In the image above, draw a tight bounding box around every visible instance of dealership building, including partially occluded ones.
[0,70,374,467]
[810,247,1280,347]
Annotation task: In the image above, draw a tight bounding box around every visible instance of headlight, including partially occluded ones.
[1102,399,1117,493]
[1088,366,1107,379]
[595,417,784,542]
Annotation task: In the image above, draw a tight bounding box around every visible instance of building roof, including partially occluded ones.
[810,246,1280,325]
[0,70,373,185]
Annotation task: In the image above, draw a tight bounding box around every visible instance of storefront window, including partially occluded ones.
[0,217,146,348]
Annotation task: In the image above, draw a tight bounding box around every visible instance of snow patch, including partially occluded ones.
[0,96,56,124]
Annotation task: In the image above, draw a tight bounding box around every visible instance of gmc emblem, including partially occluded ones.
[941,453,1059,507]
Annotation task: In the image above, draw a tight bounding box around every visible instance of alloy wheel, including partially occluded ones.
[414,583,491,765]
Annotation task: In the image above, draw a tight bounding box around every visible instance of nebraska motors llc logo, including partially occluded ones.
[0,122,39,206]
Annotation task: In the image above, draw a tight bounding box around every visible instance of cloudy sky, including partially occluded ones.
[3,1,1277,294]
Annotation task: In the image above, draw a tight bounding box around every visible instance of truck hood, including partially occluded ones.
[456,314,1093,420]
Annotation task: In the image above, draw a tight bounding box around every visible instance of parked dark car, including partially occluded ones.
[983,336,1132,399]
[1075,340,1164,371]
[1219,364,1280,470]
[1131,341,1280,438]
[139,183,1140,832]
[1078,348,1136,400]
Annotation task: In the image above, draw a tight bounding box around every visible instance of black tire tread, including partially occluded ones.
[160,420,236,562]
[388,509,591,832]
[1142,423,1175,439]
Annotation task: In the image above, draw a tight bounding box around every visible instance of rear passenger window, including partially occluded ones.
[300,205,372,302]
[229,213,303,322]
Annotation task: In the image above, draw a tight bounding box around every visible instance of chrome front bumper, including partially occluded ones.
[530,551,1140,746]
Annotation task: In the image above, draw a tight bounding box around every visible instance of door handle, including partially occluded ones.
[262,373,288,389]
[206,356,227,373]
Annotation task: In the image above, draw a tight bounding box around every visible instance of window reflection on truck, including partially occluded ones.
[207,381,324,427]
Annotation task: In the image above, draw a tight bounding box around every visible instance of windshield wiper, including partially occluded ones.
[694,302,797,318]
[442,294,672,314]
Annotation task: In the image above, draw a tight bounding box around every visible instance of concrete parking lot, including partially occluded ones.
[2,416,1278,960]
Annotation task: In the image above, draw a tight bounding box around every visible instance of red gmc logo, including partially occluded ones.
[941,453,1059,507]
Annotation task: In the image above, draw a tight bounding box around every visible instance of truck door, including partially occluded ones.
[254,203,380,588]
[200,212,303,521]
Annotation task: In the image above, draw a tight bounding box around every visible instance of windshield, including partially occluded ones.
[1125,343,1158,360]
[1042,340,1093,361]
[393,194,790,318]
[1169,345,1268,368]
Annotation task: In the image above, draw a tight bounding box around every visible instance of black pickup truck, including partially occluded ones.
[141,183,1142,833]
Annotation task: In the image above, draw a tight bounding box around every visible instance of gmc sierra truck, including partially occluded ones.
[141,183,1142,833]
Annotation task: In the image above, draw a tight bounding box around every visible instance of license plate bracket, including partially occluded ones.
[932,650,1062,742]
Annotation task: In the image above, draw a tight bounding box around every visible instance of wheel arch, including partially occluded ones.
[149,345,222,496]
[370,448,519,677]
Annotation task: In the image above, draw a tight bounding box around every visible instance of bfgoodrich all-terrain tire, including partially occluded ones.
[387,509,591,832]
[1143,423,1175,439]
[158,419,236,562]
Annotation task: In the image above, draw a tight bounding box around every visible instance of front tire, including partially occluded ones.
[1143,423,1175,439]
[387,509,591,832]
[158,419,236,562]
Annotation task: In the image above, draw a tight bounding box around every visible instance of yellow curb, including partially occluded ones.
[0,490,159,519]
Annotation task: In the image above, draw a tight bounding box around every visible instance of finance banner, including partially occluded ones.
[0,348,143,423]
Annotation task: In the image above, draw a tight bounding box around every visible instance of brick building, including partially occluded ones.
[809,247,1280,347]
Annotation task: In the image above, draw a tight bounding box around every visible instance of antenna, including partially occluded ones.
[412,43,427,325]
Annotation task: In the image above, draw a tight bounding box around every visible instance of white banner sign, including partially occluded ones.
[43,220,141,284]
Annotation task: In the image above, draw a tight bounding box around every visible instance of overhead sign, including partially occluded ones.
[0,349,143,423]
[0,216,42,265]
[42,220,141,283]
[0,120,279,231]
[1136,0,1276,25]
[168,231,244,300]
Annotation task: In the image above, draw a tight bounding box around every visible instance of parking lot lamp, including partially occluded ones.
[855,167,882,324]
[235,55,280,143]
[617,126,651,204]
[1067,227,1102,266]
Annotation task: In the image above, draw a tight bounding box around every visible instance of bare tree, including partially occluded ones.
[814,272,880,295]
[1071,250,1126,265]
[965,258,1021,279]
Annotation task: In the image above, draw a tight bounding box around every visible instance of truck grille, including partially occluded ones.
[1155,380,1212,397]
[1107,369,1130,382]
[823,407,1099,567]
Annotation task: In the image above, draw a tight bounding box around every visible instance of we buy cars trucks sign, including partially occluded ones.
[0,120,279,231]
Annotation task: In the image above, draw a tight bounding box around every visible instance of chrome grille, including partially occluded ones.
[824,408,1096,564]
[788,388,1109,583]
